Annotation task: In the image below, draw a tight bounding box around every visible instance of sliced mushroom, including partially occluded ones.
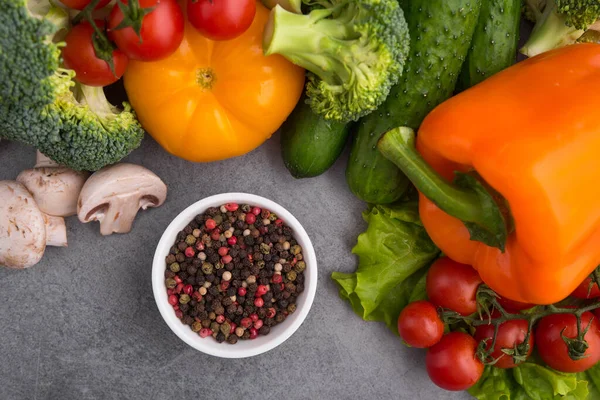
[77,163,167,236]
[16,161,89,217]
[0,181,67,269]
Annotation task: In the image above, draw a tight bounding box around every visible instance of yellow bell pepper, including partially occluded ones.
[124,2,305,162]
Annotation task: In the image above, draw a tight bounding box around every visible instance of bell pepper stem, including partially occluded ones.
[378,127,507,251]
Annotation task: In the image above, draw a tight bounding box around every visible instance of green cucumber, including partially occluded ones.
[346,0,482,204]
[281,99,351,179]
[459,0,521,89]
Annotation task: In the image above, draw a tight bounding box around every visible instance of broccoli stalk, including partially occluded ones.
[521,0,600,57]
[261,0,302,13]
[263,1,409,123]
[0,0,144,171]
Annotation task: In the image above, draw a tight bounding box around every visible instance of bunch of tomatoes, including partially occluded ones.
[398,257,600,392]
[60,0,257,86]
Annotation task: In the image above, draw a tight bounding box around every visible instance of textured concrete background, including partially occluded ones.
[0,134,469,400]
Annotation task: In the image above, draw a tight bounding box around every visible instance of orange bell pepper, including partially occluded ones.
[378,44,600,305]
[123,2,305,162]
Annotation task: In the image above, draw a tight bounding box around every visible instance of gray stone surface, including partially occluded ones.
[0,135,470,400]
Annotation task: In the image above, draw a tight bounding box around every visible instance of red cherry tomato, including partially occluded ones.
[496,296,534,313]
[571,277,600,299]
[398,301,444,348]
[474,316,533,369]
[426,257,483,316]
[426,332,484,391]
[62,21,129,87]
[108,0,184,61]
[59,0,111,10]
[187,0,256,41]
[536,312,600,373]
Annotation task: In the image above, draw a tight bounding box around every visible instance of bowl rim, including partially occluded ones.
[152,192,318,358]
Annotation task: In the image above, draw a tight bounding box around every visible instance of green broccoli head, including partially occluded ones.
[520,0,600,57]
[0,0,144,171]
[263,0,410,123]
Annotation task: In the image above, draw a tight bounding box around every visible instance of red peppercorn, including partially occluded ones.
[247,254,253,262]
[175,283,184,294]
[238,287,247,296]
[174,275,182,284]
[259,226,268,235]
[261,210,270,219]
[167,288,174,296]
[245,213,256,224]
[199,328,212,338]
[251,207,261,216]
[249,328,258,339]
[291,258,297,266]
[225,203,239,212]
[222,255,233,264]
[253,319,264,329]
[241,317,253,328]
[184,247,195,258]
[250,313,259,322]
[195,242,205,251]
[275,219,283,226]
[229,322,237,334]
[173,305,179,311]
[205,219,217,230]
[240,243,247,250]
[227,236,237,246]
[266,308,276,318]
[272,274,283,284]
[175,310,183,319]
[255,284,268,297]
[279,283,285,291]
[220,281,230,291]
[211,230,221,241]
[218,246,229,256]
[192,292,203,302]
[168,294,178,306]
[183,284,193,295]
[216,315,225,324]
[254,297,264,308]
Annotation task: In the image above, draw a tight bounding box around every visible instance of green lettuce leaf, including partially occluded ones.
[469,362,593,400]
[331,201,439,334]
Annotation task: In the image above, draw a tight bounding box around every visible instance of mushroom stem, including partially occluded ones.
[35,151,60,168]
[43,214,67,247]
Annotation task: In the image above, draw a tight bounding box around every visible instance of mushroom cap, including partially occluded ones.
[16,167,89,217]
[0,181,46,268]
[77,163,167,235]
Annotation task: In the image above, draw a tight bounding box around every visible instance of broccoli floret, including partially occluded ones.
[262,0,410,123]
[522,0,547,22]
[0,0,144,171]
[520,0,600,57]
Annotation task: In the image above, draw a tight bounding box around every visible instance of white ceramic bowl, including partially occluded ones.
[152,193,317,358]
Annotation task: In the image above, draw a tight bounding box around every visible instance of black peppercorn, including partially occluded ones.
[227,287,236,296]
[279,299,288,308]
[257,308,266,319]
[275,314,285,323]
[175,253,185,263]
[165,254,176,264]
[165,270,176,279]
[187,265,198,275]
[205,274,215,282]
[263,292,273,303]
[183,315,194,325]
[179,271,189,280]
[170,246,179,255]
[237,296,246,305]
[227,304,237,315]
[216,332,226,343]
[222,297,233,307]
[227,335,238,344]
[177,242,187,251]
[296,284,304,293]
[242,330,251,340]
[258,326,270,335]
[196,275,206,285]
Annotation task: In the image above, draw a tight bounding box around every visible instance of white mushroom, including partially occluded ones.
[0,181,68,269]
[16,153,89,217]
[35,151,60,168]
[77,163,167,236]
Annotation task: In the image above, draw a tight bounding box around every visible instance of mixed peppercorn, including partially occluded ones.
[164,203,306,344]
